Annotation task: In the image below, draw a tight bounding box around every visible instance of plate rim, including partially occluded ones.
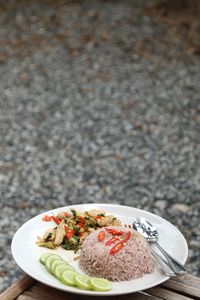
[11,203,188,296]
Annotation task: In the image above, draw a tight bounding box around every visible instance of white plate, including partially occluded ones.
[11,203,188,296]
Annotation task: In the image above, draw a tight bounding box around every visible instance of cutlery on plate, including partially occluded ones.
[150,249,176,277]
[132,217,188,275]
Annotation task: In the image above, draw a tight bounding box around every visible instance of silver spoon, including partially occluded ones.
[132,217,188,275]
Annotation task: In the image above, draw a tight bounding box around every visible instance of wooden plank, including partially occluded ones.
[162,275,200,298]
[0,275,35,300]
[20,282,162,300]
[2,274,200,300]
[146,286,194,300]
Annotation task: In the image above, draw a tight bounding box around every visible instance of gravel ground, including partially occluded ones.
[0,0,200,292]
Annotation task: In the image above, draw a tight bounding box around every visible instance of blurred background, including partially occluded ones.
[0,0,200,292]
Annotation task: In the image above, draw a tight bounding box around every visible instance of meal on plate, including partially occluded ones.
[39,225,155,292]
[79,226,155,281]
[37,209,155,292]
[36,209,121,252]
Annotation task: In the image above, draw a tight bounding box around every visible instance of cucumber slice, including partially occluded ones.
[54,263,74,279]
[39,253,52,265]
[45,254,61,271]
[74,274,92,290]
[50,258,64,274]
[90,278,112,292]
[60,270,78,286]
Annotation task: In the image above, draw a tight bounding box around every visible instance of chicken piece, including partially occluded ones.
[54,221,66,246]
[41,228,56,242]
[112,218,121,226]
[97,215,121,227]
[85,209,105,218]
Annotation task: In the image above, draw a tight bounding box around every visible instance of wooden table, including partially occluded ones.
[0,274,200,300]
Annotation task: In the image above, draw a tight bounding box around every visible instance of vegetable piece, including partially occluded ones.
[45,254,61,271]
[109,242,123,255]
[105,228,124,235]
[66,231,75,239]
[60,270,78,286]
[39,253,112,292]
[64,226,75,239]
[121,230,131,243]
[90,278,112,292]
[36,241,56,249]
[74,274,92,290]
[54,264,74,279]
[109,231,131,255]
[70,209,77,217]
[62,241,72,250]
[98,231,106,242]
[50,259,64,274]
[39,253,52,265]
[42,215,52,221]
[105,236,120,246]
[77,222,84,228]
[51,216,61,225]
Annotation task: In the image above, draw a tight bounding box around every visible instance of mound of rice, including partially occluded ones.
[79,226,155,281]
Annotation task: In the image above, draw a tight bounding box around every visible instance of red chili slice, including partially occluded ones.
[66,231,75,239]
[105,236,120,246]
[64,225,75,239]
[122,231,131,243]
[51,216,61,225]
[42,215,52,221]
[98,231,106,241]
[109,231,131,255]
[95,215,103,220]
[110,242,123,255]
[105,228,124,235]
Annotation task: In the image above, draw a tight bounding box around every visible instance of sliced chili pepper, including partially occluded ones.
[77,222,84,228]
[78,232,83,237]
[64,226,75,239]
[109,231,131,255]
[66,231,75,239]
[79,216,85,221]
[42,215,52,221]
[110,242,123,255]
[105,236,120,246]
[122,231,131,243]
[98,231,106,241]
[105,228,124,235]
[51,216,61,225]
[94,215,103,220]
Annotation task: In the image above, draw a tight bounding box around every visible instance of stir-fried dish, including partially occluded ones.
[36,209,121,252]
